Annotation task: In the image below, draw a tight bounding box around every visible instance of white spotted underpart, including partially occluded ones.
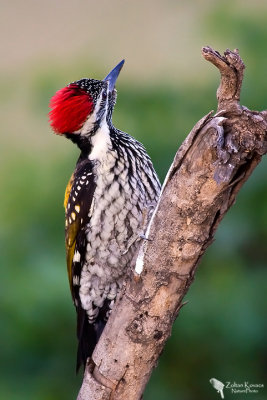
[79,121,161,320]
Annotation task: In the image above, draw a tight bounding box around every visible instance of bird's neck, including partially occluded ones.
[66,117,116,161]
[88,121,112,162]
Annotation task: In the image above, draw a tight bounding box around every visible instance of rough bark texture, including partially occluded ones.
[77,47,267,400]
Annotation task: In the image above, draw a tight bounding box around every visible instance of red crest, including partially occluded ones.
[49,84,94,134]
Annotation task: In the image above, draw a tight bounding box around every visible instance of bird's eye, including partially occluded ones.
[102,90,107,100]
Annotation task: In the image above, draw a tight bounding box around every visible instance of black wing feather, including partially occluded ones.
[65,159,98,371]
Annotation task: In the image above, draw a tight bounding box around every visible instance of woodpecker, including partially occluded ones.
[49,60,161,371]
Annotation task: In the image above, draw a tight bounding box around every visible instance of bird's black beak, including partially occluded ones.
[103,60,125,92]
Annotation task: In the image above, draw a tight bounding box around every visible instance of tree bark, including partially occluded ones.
[77,47,267,400]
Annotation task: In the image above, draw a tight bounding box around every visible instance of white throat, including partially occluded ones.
[88,121,112,162]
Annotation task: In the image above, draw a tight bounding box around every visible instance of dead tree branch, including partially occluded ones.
[77,47,267,400]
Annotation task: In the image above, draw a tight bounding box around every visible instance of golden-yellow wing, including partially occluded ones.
[64,160,96,300]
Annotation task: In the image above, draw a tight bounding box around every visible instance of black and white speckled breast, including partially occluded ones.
[79,124,161,319]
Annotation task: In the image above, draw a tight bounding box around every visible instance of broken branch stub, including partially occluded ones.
[77,48,267,400]
[202,47,266,183]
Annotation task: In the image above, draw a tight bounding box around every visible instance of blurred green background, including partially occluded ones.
[1,1,266,399]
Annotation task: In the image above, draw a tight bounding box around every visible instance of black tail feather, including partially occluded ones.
[76,306,96,372]
[76,305,107,372]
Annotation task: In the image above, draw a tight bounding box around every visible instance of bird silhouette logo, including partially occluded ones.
[210,378,225,398]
